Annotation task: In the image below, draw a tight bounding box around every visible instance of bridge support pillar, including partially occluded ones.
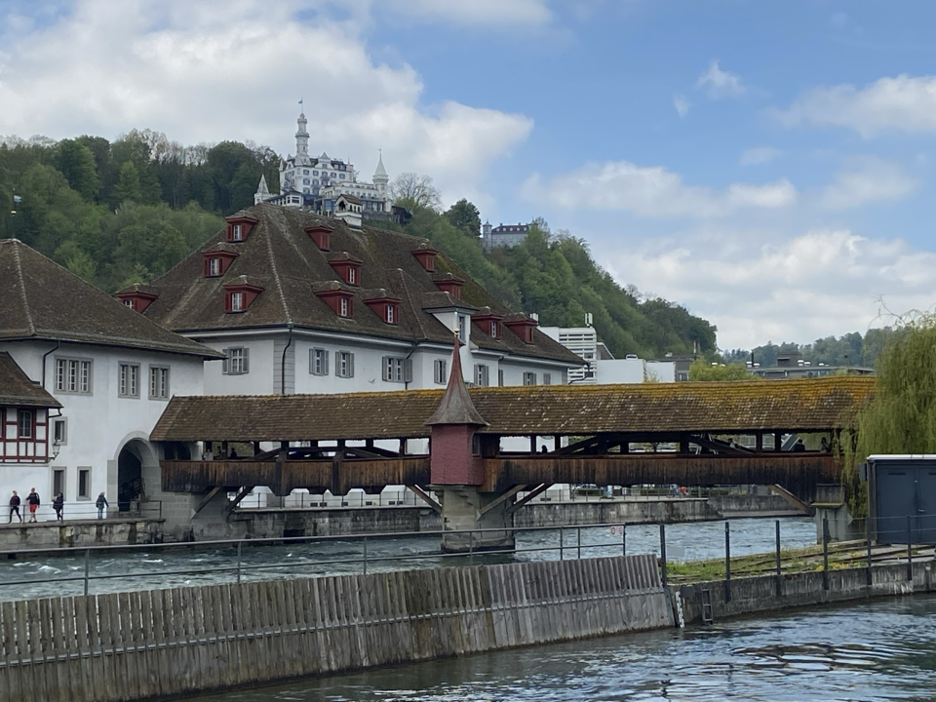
[437,485,514,553]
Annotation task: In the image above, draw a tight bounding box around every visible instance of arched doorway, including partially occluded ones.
[117,440,149,512]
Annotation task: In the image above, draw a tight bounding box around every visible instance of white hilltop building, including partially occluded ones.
[255,110,392,217]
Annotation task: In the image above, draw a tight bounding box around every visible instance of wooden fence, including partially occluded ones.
[0,554,668,702]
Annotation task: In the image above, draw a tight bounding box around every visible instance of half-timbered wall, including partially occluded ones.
[0,407,48,463]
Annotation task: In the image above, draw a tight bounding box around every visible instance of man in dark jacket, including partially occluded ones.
[53,493,64,521]
[8,491,22,523]
[26,488,40,523]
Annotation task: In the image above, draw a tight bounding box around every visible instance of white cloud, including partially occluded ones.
[521,160,796,218]
[696,59,745,99]
[0,0,533,206]
[819,158,919,210]
[379,0,553,26]
[774,74,936,137]
[739,146,781,166]
[673,94,690,118]
[612,228,936,348]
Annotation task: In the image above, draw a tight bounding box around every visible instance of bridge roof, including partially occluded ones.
[151,376,874,443]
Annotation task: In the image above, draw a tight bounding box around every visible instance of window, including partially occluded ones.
[313,170,318,176]
[498,369,505,386]
[303,178,310,185]
[337,351,355,378]
[224,347,249,375]
[53,418,67,445]
[208,258,221,277]
[231,224,243,241]
[55,358,92,394]
[123,299,134,309]
[149,367,170,399]
[118,363,140,398]
[52,468,65,498]
[383,356,411,383]
[491,321,498,338]
[78,468,91,500]
[230,291,244,312]
[457,315,467,343]
[523,372,537,386]
[475,364,489,387]
[386,305,396,324]
[303,170,309,175]
[434,359,447,385]
[339,297,349,317]
[347,267,356,285]
[310,348,329,376]
[17,410,33,439]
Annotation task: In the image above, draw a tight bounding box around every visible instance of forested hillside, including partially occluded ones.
[2,130,716,359]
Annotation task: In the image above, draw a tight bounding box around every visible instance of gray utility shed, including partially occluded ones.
[867,455,936,544]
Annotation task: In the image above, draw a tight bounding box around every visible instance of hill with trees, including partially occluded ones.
[2,130,716,360]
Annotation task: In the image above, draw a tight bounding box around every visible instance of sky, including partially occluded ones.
[2,0,936,351]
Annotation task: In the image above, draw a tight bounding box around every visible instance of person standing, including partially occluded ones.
[26,488,40,523]
[8,491,22,523]
[96,492,108,519]
[53,492,64,521]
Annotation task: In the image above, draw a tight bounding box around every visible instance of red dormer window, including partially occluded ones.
[328,253,362,287]
[412,243,437,272]
[116,288,158,313]
[316,287,355,318]
[473,311,505,339]
[433,273,464,300]
[306,224,333,251]
[225,215,258,243]
[223,279,263,313]
[364,294,401,325]
[202,249,238,278]
[504,316,538,344]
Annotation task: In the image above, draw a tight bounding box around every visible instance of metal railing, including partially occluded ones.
[2,500,163,523]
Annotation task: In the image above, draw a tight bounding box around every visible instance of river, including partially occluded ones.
[184,594,936,701]
[0,517,816,600]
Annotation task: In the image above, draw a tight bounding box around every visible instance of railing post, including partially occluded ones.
[866,517,873,586]
[559,526,564,561]
[822,517,829,591]
[907,515,913,581]
[469,531,474,565]
[577,525,582,560]
[363,536,368,575]
[775,519,782,597]
[659,523,668,589]
[236,540,243,584]
[724,521,731,603]
[83,548,90,597]
[621,524,626,557]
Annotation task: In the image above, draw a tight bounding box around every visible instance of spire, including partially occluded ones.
[426,335,488,427]
[295,109,310,164]
[374,149,388,179]
[254,174,271,204]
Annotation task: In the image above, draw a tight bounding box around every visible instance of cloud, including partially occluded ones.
[613,228,936,348]
[739,147,781,166]
[696,59,745,99]
[378,0,553,26]
[819,158,919,210]
[673,94,690,118]
[0,0,533,206]
[774,74,936,137]
[521,160,796,218]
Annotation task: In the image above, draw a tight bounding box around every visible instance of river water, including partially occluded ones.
[185,595,936,702]
[0,517,816,601]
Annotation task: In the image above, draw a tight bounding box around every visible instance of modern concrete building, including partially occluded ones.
[540,325,675,384]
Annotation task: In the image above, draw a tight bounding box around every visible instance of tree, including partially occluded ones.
[444,198,481,237]
[55,140,101,202]
[391,172,441,210]
[688,359,752,381]
[115,161,143,204]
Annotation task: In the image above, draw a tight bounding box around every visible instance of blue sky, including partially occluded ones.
[3,0,936,349]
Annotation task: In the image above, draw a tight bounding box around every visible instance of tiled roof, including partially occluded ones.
[426,341,488,427]
[0,240,224,359]
[0,352,61,408]
[143,204,582,365]
[151,376,874,442]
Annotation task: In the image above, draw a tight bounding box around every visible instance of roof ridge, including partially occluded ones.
[262,209,293,325]
[11,242,36,335]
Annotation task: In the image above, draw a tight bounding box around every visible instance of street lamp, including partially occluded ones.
[52,440,61,460]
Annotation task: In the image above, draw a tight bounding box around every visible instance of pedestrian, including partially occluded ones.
[8,491,22,523]
[96,492,108,519]
[26,487,40,523]
[53,492,64,521]
[792,439,806,452]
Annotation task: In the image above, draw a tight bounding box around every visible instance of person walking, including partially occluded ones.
[96,492,108,519]
[8,491,22,523]
[26,488,40,523]
[53,492,64,521]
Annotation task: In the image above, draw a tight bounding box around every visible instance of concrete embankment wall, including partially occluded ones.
[0,518,162,551]
[0,554,669,702]
[678,560,936,625]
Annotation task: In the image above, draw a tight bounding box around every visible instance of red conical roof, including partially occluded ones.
[425,335,488,427]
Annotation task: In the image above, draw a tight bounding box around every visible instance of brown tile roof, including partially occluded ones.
[0,352,61,408]
[151,376,874,442]
[143,204,582,365]
[0,240,224,359]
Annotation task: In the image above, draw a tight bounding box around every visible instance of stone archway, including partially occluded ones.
[116,438,159,512]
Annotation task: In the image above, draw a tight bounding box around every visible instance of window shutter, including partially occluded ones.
[243,348,250,373]
[348,353,355,378]
[324,351,330,375]
[381,356,390,381]
[222,350,229,375]
[403,358,413,383]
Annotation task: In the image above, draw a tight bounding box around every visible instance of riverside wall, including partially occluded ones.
[0,518,162,551]
[0,554,669,702]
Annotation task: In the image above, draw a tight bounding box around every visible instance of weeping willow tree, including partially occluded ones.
[842,315,932,516]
